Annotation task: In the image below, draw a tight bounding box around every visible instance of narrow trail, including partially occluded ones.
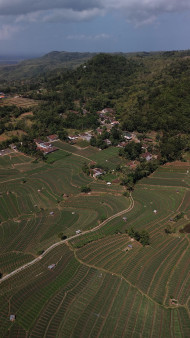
[0,195,134,284]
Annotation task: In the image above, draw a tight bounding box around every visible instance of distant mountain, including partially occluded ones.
[0,51,97,82]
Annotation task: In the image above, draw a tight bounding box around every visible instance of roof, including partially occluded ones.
[48,264,56,270]
[47,134,58,141]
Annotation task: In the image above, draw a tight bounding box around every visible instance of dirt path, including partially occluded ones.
[0,195,134,284]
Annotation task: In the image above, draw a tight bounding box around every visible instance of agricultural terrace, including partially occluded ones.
[0,96,40,108]
[0,150,189,336]
[0,244,189,338]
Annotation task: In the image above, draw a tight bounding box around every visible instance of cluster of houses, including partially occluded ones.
[34,134,58,155]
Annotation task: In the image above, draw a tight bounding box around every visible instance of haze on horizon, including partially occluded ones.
[0,0,190,56]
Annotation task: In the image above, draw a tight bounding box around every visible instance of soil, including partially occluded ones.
[179,223,190,233]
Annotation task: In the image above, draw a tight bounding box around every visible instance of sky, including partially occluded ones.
[0,0,190,56]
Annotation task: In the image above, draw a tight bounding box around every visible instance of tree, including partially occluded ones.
[81,186,91,193]
[139,230,150,246]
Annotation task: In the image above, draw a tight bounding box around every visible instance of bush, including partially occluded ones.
[80,186,91,193]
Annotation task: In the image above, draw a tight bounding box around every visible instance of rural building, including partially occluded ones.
[141,152,152,161]
[48,264,56,270]
[47,134,58,142]
[122,217,127,222]
[79,132,92,141]
[92,168,104,178]
[123,132,132,140]
[104,139,112,146]
[68,135,78,141]
[10,315,16,321]
[107,182,112,185]
[76,230,81,235]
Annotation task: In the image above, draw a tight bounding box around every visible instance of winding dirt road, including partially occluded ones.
[0,195,134,284]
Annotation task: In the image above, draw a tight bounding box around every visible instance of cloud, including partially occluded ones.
[66,33,111,40]
[0,24,21,40]
[103,0,190,25]
[0,0,190,25]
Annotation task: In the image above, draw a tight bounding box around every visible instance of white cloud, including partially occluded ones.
[0,0,190,25]
[0,24,21,40]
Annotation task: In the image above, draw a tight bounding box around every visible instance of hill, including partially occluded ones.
[0,51,97,82]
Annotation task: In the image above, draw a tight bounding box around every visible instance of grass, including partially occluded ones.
[0,152,189,337]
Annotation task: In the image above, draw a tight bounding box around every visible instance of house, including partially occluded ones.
[107,182,112,185]
[76,230,81,235]
[122,217,127,222]
[96,128,103,135]
[141,152,152,161]
[117,141,127,148]
[34,139,44,147]
[47,134,58,142]
[102,108,114,114]
[79,132,92,142]
[111,121,119,126]
[92,168,104,179]
[123,132,132,140]
[49,211,54,215]
[48,264,56,270]
[144,138,153,143]
[68,135,78,141]
[10,315,16,322]
[9,144,17,150]
[104,139,112,146]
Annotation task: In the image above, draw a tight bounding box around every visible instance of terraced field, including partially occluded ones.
[0,152,189,337]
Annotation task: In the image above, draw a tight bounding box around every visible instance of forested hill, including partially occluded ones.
[0,51,97,81]
[32,51,190,134]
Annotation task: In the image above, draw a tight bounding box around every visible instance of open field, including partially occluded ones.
[0,152,189,337]
[0,96,40,108]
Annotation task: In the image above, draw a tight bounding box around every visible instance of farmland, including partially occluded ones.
[0,149,189,337]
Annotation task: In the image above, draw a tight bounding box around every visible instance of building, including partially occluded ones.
[48,264,56,270]
[47,134,58,142]
[92,168,104,179]
[10,315,16,322]
[76,230,81,235]
[123,132,132,140]
[141,152,152,161]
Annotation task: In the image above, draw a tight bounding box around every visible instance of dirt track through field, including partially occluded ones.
[0,195,134,284]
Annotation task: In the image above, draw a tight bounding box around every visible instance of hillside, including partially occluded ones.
[0,51,97,82]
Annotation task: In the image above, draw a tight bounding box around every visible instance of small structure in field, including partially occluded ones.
[153,209,157,214]
[127,244,133,250]
[72,212,75,215]
[49,211,54,216]
[76,230,81,235]
[48,264,56,270]
[107,182,111,185]
[122,217,127,222]
[10,315,16,322]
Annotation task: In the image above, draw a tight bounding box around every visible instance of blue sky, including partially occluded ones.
[0,0,190,56]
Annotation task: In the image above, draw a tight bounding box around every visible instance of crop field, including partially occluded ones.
[0,96,40,108]
[0,151,189,337]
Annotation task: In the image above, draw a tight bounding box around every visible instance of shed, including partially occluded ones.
[48,264,56,270]
[76,230,81,235]
[10,315,16,321]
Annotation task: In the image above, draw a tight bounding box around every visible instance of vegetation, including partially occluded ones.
[0,50,189,337]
